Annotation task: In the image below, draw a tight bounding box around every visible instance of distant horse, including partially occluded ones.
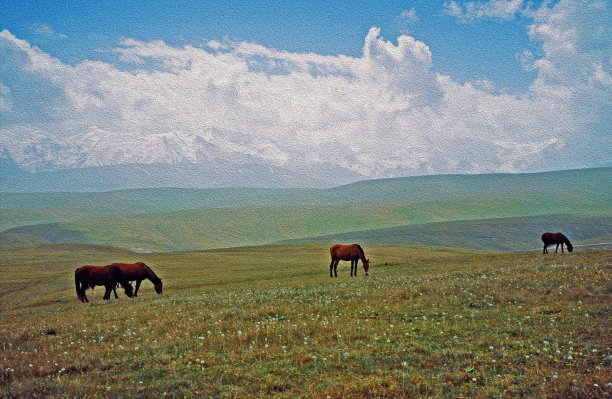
[75,265,134,303]
[110,262,163,297]
[329,244,370,277]
[542,232,573,254]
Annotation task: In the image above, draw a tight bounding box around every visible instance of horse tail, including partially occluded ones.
[75,268,83,301]
[75,270,80,299]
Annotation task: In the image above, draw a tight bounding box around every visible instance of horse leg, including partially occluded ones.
[113,285,118,298]
[103,284,112,300]
[134,280,142,296]
[330,259,335,278]
[354,259,358,277]
[334,260,339,278]
[561,243,564,253]
[76,280,83,302]
[81,284,89,303]
[81,283,89,303]
[555,243,559,253]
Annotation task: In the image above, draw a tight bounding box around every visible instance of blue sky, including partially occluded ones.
[2,0,541,92]
[0,0,610,184]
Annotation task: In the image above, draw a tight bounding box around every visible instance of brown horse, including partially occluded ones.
[542,232,573,254]
[329,244,370,277]
[75,265,134,303]
[110,262,162,297]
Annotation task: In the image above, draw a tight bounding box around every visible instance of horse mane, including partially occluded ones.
[142,263,162,284]
[563,235,573,249]
[354,244,366,259]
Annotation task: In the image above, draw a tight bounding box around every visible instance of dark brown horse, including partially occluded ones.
[329,244,370,277]
[542,232,573,254]
[75,265,134,303]
[110,262,162,297]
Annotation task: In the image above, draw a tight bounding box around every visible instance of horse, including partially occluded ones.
[542,232,573,254]
[109,262,163,297]
[329,244,370,277]
[75,265,134,303]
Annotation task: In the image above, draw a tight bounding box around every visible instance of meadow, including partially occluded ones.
[1,243,610,398]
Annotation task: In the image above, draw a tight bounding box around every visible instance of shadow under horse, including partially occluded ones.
[329,244,370,277]
[75,264,134,303]
[110,262,163,297]
[542,232,573,254]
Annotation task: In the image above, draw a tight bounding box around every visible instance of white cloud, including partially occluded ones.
[0,82,11,111]
[0,1,610,182]
[400,8,419,24]
[30,23,67,39]
[397,8,419,34]
[444,0,524,21]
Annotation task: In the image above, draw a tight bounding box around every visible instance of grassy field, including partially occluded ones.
[1,243,610,398]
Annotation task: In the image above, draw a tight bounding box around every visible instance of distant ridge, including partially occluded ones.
[1,167,610,252]
[279,214,612,252]
[0,160,365,192]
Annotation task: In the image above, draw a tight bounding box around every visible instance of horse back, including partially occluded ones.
[110,262,148,279]
[75,265,114,286]
[330,244,361,260]
[542,232,566,244]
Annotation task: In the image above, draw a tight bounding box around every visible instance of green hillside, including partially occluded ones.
[1,168,610,251]
[2,167,609,229]
[282,214,612,252]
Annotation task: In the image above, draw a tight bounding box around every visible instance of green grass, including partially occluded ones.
[286,214,612,251]
[3,197,611,252]
[1,243,610,398]
[2,168,610,252]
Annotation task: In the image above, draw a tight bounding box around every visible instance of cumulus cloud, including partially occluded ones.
[0,82,11,111]
[0,0,610,182]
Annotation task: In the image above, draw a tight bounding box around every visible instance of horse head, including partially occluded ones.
[111,266,134,298]
[121,279,134,297]
[154,280,163,294]
[363,259,370,276]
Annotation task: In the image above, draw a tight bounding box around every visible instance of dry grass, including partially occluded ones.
[1,244,610,398]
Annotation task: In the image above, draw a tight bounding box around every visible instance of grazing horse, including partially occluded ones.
[542,232,573,254]
[329,244,370,277]
[75,265,134,303]
[110,262,163,297]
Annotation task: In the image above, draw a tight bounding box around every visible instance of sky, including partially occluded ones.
[0,0,611,184]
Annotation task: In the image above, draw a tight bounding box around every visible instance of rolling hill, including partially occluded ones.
[280,214,612,252]
[1,167,610,252]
